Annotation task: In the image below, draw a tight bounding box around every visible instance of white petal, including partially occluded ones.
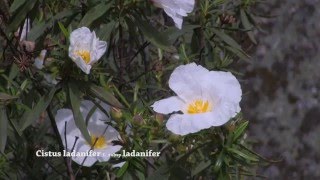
[19,18,30,41]
[151,96,184,114]
[104,126,120,142]
[69,27,93,48]
[174,0,195,13]
[34,58,44,69]
[152,0,194,29]
[96,145,122,162]
[166,101,240,135]
[206,71,242,103]
[90,31,107,64]
[73,56,92,74]
[169,63,209,101]
[72,141,97,167]
[55,109,81,149]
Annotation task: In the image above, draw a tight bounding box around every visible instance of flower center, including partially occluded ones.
[187,100,212,114]
[75,50,90,64]
[91,135,107,149]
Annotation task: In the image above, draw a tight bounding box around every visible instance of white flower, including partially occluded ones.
[55,100,122,167]
[68,27,107,74]
[34,49,47,69]
[152,0,195,29]
[151,63,242,135]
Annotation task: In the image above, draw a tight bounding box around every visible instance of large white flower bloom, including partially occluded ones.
[55,100,122,167]
[68,27,107,74]
[152,0,195,29]
[151,63,242,135]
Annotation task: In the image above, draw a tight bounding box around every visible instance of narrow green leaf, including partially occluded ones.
[9,0,26,13]
[58,22,69,38]
[68,82,91,144]
[146,164,169,180]
[214,151,224,172]
[0,107,8,153]
[0,93,17,105]
[191,161,211,176]
[233,121,249,142]
[225,46,251,62]
[240,9,257,44]
[28,10,76,41]
[20,86,58,131]
[227,148,259,162]
[7,0,37,32]
[79,2,111,27]
[88,84,124,109]
[212,28,242,50]
[97,21,116,41]
[116,161,129,177]
[132,15,172,51]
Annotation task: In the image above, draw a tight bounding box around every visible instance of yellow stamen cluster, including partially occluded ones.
[187,100,212,114]
[75,50,90,64]
[91,135,107,149]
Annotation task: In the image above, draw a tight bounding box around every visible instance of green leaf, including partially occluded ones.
[225,46,251,62]
[28,10,76,41]
[191,161,211,176]
[58,22,69,38]
[9,0,26,13]
[20,86,58,131]
[240,9,257,44]
[147,164,170,180]
[79,2,111,27]
[232,121,249,142]
[132,15,172,51]
[7,0,37,32]
[88,84,124,109]
[0,93,17,105]
[68,82,91,144]
[227,148,259,162]
[214,151,224,172]
[0,107,8,153]
[97,21,116,41]
[212,28,242,50]
[116,161,129,177]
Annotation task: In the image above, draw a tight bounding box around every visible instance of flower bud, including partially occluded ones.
[110,107,123,120]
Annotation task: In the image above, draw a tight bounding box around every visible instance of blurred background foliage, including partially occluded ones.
[0,0,269,179]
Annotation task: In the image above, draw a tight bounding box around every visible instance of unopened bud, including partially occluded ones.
[133,114,144,125]
[110,107,123,120]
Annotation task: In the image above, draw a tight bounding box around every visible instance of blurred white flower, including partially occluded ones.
[152,0,195,29]
[151,63,242,135]
[55,100,122,167]
[34,50,47,69]
[68,27,107,74]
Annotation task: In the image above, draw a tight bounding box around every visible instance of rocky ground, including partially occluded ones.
[240,0,320,179]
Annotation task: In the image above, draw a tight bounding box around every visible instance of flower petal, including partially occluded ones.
[69,27,92,48]
[96,145,122,162]
[73,56,92,74]
[90,31,107,64]
[72,141,97,167]
[151,96,185,114]
[206,71,242,103]
[169,63,209,101]
[166,101,240,135]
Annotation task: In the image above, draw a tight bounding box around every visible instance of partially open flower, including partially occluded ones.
[68,27,107,74]
[152,0,195,29]
[55,100,122,167]
[151,63,242,135]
